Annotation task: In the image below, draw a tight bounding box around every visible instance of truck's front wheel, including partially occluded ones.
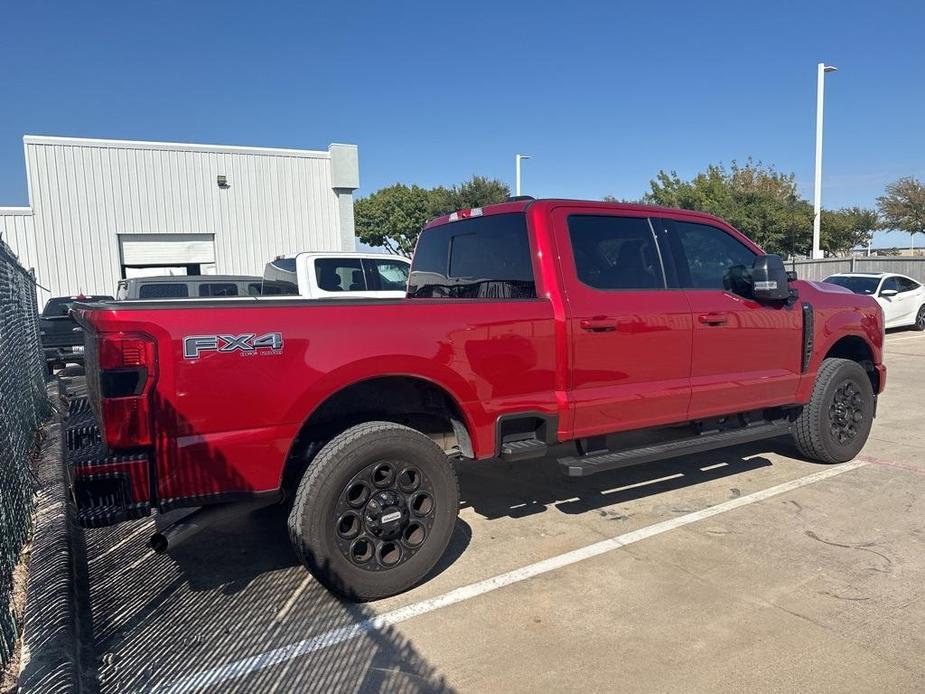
[793,358,874,464]
[288,421,459,601]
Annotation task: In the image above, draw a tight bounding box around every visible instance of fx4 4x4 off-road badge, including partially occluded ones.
[183,332,283,359]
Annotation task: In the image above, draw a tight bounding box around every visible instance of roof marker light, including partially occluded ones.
[448,208,483,222]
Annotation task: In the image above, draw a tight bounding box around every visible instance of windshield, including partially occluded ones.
[822,276,880,295]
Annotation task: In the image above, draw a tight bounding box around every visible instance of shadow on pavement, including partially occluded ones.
[86,500,468,693]
[85,435,786,692]
[457,439,785,520]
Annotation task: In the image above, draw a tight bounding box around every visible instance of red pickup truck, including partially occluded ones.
[72,198,885,600]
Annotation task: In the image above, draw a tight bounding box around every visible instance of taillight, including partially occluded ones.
[96,333,157,449]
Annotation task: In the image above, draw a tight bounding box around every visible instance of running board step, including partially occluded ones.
[500,439,548,462]
[558,421,792,478]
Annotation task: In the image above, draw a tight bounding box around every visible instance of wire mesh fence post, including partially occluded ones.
[0,239,48,670]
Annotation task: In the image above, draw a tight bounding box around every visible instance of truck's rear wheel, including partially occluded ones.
[793,358,874,464]
[288,421,459,601]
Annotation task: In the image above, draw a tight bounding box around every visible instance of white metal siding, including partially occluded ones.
[0,209,38,275]
[9,136,358,304]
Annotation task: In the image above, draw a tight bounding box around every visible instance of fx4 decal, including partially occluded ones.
[184,332,283,359]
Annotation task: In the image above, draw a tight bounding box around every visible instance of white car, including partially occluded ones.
[262,252,411,299]
[823,272,925,330]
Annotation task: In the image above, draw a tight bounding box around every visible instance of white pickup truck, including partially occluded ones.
[262,252,411,299]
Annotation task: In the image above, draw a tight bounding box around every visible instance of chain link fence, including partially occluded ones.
[0,238,48,670]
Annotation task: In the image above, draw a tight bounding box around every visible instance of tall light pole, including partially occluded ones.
[812,63,838,259]
[515,154,531,196]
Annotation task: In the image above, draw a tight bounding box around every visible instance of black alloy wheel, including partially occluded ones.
[828,379,865,445]
[333,460,436,571]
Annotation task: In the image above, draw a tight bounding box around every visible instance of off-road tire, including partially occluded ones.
[793,358,874,464]
[288,421,459,601]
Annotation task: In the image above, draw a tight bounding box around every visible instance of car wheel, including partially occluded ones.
[793,358,874,464]
[913,305,925,331]
[288,421,459,601]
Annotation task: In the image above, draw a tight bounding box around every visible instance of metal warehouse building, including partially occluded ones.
[0,135,359,303]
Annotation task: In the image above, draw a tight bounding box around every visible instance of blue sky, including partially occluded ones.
[2,1,922,246]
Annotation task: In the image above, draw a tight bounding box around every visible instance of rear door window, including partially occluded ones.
[567,215,665,290]
[366,258,410,291]
[198,283,238,297]
[897,276,920,293]
[138,283,189,299]
[315,258,367,292]
[408,213,536,299]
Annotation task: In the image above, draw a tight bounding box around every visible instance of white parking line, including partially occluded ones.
[156,459,867,693]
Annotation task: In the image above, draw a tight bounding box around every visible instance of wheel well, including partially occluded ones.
[824,335,879,392]
[283,376,472,491]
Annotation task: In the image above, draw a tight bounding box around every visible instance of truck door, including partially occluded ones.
[656,217,803,419]
[552,208,693,438]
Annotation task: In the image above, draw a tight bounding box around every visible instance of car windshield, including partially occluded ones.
[822,276,880,295]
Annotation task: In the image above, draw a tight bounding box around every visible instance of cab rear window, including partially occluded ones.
[198,283,238,297]
[138,283,189,299]
[408,213,536,299]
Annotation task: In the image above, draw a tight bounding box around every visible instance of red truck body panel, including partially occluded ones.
[74,199,885,511]
[79,299,560,503]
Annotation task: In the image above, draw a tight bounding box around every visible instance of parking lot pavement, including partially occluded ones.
[85,332,925,693]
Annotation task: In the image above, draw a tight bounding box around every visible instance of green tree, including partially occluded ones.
[877,176,925,247]
[353,184,433,256]
[643,160,813,256]
[820,207,879,255]
[355,176,510,256]
[602,195,644,204]
[443,176,510,213]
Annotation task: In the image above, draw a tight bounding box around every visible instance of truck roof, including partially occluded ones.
[424,198,739,231]
[122,274,261,283]
[275,251,410,261]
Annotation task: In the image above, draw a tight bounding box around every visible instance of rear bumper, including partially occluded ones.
[65,397,152,528]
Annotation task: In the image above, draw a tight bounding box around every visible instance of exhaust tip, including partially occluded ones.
[148,533,169,554]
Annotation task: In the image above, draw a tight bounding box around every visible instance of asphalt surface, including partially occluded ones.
[84,331,925,693]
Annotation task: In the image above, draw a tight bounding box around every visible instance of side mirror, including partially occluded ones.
[880,288,898,298]
[751,254,791,301]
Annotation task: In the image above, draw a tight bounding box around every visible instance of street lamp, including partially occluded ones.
[515,154,531,196]
[812,63,838,259]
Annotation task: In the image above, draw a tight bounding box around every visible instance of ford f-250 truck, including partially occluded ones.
[71,198,886,600]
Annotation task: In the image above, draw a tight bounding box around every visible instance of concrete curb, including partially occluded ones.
[18,383,97,694]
